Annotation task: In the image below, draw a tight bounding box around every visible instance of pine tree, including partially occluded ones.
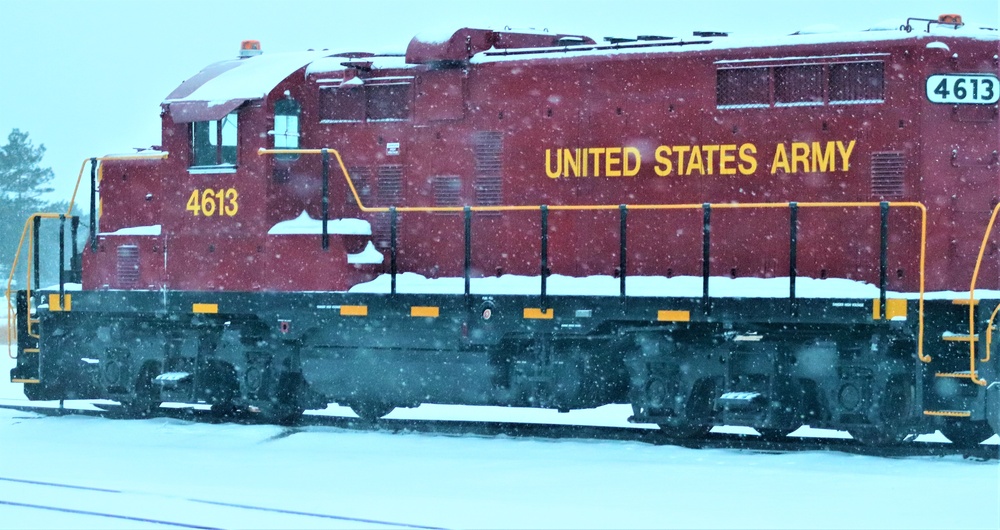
[0,129,57,284]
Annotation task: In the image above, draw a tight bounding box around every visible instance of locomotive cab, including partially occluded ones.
[83,47,383,293]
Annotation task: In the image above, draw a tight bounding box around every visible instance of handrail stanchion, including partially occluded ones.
[464,206,472,297]
[789,202,798,317]
[32,217,40,301]
[540,205,549,309]
[619,204,627,300]
[89,158,98,252]
[58,214,66,305]
[390,206,398,295]
[70,216,80,283]
[702,203,711,315]
[321,148,330,251]
[879,202,889,320]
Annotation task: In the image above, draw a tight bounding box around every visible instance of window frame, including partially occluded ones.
[189,111,239,171]
[715,56,887,110]
[273,98,301,161]
[318,76,415,124]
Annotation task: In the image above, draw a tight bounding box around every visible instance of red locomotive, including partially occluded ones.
[8,14,1000,445]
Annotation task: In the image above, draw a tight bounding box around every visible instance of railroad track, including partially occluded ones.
[3,401,997,461]
[0,475,446,529]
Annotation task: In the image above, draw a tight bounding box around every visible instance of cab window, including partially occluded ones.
[191,112,238,167]
[274,98,300,149]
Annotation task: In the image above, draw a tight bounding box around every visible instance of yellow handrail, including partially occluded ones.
[984,303,999,364]
[6,213,63,358]
[259,147,929,363]
[966,202,1000,386]
[65,154,168,217]
[5,154,169,358]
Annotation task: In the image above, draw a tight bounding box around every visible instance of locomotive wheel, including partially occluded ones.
[658,423,712,439]
[655,378,715,439]
[256,371,307,425]
[940,420,995,448]
[258,402,305,426]
[351,401,395,422]
[119,363,162,418]
[850,375,914,446]
[210,402,243,420]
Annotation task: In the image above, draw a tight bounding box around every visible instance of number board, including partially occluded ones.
[926,74,999,104]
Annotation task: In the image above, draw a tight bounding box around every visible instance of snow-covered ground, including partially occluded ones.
[1,318,999,529]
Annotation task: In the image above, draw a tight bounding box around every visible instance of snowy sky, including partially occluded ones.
[0,0,997,203]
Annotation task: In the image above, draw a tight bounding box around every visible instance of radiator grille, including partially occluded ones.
[376,165,403,206]
[374,165,404,248]
[346,166,372,207]
[433,175,462,207]
[870,152,905,199]
[473,131,503,208]
[116,245,140,289]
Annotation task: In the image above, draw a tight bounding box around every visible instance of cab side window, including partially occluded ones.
[191,112,238,167]
[274,98,301,149]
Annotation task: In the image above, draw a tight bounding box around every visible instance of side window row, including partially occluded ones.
[320,83,411,122]
[189,98,301,168]
[717,61,885,109]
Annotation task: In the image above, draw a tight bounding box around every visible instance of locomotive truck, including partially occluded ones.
[7,14,1000,445]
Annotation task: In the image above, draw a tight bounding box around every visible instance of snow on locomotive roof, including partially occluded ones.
[305,55,409,76]
[165,50,336,105]
[470,23,996,64]
[161,21,994,114]
[163,50,335,122]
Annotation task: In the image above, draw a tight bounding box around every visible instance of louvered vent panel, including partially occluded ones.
[374,165,404,248]
[473,131,503,210]
[376,165,404,205]
[346,166,372,207]
[433,176,462,207]
[116,245,140,289]
[870,152,906,199]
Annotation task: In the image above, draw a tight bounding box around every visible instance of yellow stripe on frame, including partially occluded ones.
[657,310,690,322]
[523,308,554,319]
[48,293,72,311]
[340,305,368,317]
[923,410,972,417]
[934,372,973,378]
[952,298,979,306]
[941,335,977,342]
[410,306,439,318]
[192,303,218,314]
[872,299,906,320]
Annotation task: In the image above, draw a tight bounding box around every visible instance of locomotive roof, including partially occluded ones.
[162,22,996,122]
[162,50,333,122]
[467,24,997,64]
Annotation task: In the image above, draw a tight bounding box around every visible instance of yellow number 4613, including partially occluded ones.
[186,188,239,217]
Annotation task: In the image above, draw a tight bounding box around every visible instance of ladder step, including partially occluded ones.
[935,371,973,378]
[941,333,977,342]
[923,410,972,417]
[22,348,40,354]
[11,378,40,384]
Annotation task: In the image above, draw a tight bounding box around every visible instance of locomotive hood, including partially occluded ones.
[162,50,332,123]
